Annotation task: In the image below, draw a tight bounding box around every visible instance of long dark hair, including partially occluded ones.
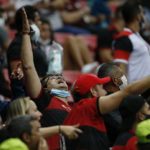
[40,19,54,45]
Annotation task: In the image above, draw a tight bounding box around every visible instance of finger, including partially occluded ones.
[75,128,83,134]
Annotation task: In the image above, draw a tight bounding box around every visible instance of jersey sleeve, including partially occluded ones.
[113,36,133,64]
[32,87,53,111]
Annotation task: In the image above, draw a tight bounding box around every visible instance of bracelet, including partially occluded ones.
[21,31,32,35]
[59,125,61,133]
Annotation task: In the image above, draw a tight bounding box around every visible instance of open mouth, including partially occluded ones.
[58,80,64,84]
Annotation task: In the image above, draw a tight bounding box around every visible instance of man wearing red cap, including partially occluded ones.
[63,73,150,150]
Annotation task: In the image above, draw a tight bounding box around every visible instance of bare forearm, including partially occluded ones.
[99,49,113,63]
[100,75,150,114]
[40,126,60,138]
[62,11,84,24]
[21,35,41,98]
[21,35,34,68]
[125,75,150,95]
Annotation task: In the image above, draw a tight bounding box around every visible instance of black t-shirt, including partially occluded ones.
[7,34,48,77]
[112,130,137,150]
[95,24,119,62]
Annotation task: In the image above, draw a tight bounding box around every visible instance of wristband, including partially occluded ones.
[22,31,33,35]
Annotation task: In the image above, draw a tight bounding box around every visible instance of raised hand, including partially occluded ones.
[21,8,30,34]
[11,62,24,80]
[60,124,83,139]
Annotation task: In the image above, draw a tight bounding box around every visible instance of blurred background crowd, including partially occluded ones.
[1,0,150,150]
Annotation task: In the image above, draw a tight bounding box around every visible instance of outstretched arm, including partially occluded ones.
[21,8,42,98]
[40,124,82,139]
[99,75,150,114]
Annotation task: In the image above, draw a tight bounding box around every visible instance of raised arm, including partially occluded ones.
[99,75,150,114]
[21,8,42,98]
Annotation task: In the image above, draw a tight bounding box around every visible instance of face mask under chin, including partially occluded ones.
[119,75,128,90]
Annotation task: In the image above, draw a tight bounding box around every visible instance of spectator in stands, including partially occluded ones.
[7,115,49,150]
[63,72,150,150]
[112,95,150,150]
[21,7,150,149]
[39,19,96,72]
[95,5,124,63]
[113,1,150,84]
[6,97,82,139]
[136,119,150,150]
[20,8,73,149]
[97,62,127,146]
[7,6,48,98]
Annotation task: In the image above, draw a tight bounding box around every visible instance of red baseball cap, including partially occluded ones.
[73,74,111,95]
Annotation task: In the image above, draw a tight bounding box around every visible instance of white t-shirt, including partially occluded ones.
[113,28,150,83]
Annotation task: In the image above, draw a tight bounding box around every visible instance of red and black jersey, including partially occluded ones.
[112,130,137,150]
[33,87,71,150]
[63,97,109,150]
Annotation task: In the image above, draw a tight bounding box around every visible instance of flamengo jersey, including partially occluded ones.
[113,28,150,83]
[63,97,109,150]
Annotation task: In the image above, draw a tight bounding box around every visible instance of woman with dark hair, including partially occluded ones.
[112,95,150,150]
[38,19,97,72]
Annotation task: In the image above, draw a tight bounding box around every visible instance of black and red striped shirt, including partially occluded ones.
[63,97,109,150]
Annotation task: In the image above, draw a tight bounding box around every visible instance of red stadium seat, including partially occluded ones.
[63,70,82,85]
[0,0,9,5]
[54,33,72,44]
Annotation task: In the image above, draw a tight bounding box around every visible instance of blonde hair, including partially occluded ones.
[7,97,31,123]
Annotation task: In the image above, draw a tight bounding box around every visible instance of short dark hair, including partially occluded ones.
[41,73,62,88]
[119,95,145,132]
[97,62,119,78]
[7,115,37,141]
[121,1,141,24]
[15,5,38,32]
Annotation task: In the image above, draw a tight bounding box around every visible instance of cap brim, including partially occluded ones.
[98,76,111,84]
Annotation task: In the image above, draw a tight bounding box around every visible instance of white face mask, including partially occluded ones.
[119,75,128,90]
[38,37,51,45]
[30,24,40,42]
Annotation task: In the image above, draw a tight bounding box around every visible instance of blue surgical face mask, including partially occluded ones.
[50,88,70,98]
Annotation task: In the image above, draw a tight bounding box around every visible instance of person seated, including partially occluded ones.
[39,19,96,72]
